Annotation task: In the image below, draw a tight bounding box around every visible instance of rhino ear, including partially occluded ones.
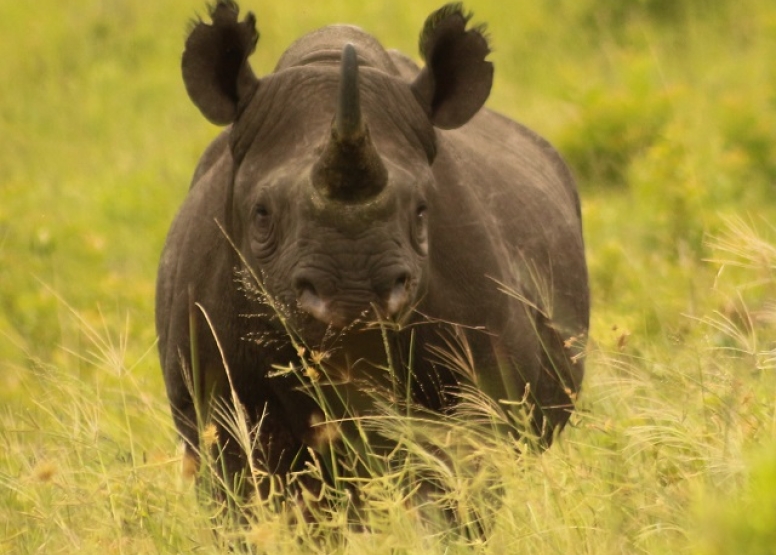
[182,1,259,125]
[411,3,493,130]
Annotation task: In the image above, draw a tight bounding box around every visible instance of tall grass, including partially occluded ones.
[3,220,775,553]
[2,0,776,553]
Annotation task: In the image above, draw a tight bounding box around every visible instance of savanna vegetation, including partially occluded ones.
[1,0,775,553]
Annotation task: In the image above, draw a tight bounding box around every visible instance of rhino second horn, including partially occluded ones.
[312,44,388,203]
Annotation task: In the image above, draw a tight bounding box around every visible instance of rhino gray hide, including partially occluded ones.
[156,1,589,498]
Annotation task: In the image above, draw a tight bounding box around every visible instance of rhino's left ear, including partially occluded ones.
[182,1,259,125]
[411,4,493,130]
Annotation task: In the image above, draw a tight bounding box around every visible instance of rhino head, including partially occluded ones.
[181,2,492,336]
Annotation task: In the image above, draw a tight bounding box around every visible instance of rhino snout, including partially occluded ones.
[293,271,411,327]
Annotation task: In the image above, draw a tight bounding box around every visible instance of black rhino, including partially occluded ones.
[156,0,588,496]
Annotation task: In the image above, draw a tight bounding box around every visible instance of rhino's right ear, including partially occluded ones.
[412,4,493,130]
[182,1,259,125]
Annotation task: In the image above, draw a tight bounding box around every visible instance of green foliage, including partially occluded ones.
[558,78,674,190]
[693,446,776,555]
[2,0,776,552]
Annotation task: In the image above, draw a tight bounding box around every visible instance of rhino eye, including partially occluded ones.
[250,202,277,258]
[416,204,427,225]
[414,204,429,255]
[252,203,273,239]
[253,204,271,224]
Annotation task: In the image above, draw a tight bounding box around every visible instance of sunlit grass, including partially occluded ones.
[3,262,774,553]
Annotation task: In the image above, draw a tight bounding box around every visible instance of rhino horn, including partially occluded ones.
[313,44,387,202]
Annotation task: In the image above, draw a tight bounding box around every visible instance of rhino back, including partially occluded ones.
[274,25,400,73]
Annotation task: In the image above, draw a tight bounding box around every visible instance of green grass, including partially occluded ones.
[2,0,776,552]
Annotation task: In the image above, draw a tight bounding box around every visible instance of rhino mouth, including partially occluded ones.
[296,283,411,331]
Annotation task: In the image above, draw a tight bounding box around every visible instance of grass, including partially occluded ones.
[2,0,776,552]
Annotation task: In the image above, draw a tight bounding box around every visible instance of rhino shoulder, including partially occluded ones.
[462,109,582,220]
[189,128,231,189]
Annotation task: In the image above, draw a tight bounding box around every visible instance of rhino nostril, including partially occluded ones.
[386,272,410,316]
[295,277,331,322]
[294,277,317,298]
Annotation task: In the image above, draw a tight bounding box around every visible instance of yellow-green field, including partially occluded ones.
[2,1,775,553]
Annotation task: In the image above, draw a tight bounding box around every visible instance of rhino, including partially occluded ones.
[156,0,589,496]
